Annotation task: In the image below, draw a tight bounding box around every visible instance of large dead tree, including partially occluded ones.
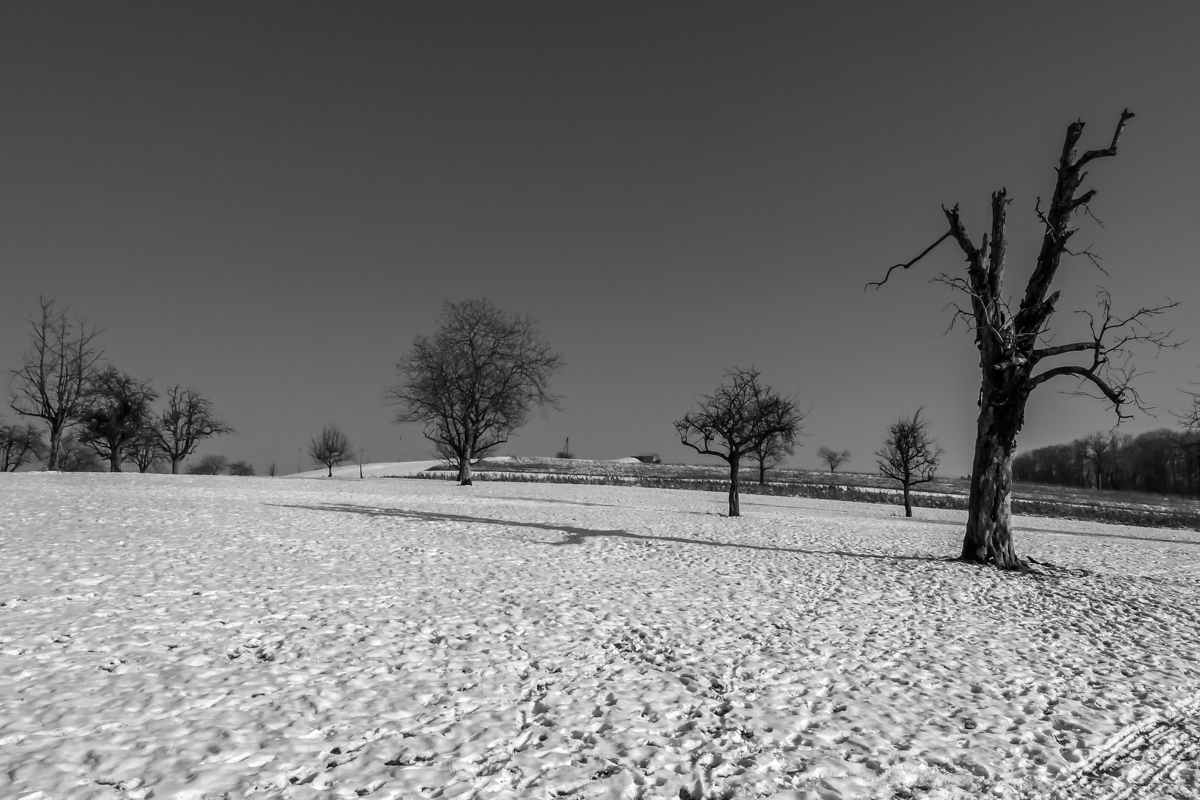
[675,367,804,517]
[8,297,103,470]
[870,110,1176,568]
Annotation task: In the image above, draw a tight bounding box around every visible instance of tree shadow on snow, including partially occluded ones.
[278,503,950,565]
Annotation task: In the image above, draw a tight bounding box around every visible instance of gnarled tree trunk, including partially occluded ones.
[728,455,741,517]
[962,381,1025,569]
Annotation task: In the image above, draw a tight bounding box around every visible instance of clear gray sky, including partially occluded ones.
[2,2,1198,476]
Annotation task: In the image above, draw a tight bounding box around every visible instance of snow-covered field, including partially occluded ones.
[2,473,1199,800]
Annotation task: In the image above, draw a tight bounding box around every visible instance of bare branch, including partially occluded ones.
[866,230,953,291]
[1075,109,1135,168]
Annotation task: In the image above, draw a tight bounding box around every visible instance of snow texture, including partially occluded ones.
[1,472,1198,799]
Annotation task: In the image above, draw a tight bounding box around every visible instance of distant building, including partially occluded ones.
[634,454,661,464]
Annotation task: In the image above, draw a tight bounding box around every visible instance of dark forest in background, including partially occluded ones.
[1014,427,1200,496]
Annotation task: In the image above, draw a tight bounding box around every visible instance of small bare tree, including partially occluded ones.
[0,423,45,471]
[188,454,228,475]
[156,386,233,474]
[870,110,1176,567]
[354,447,366,479]
[267,462,277,477]
[388,299,563,485]
[127,422,164,473]
[227,460,255,476]
[310,425,352,477]
[57,432,103,472]
[78,367,157,472]
[8,297,103,470]
[675,367,805,517]
[876,409,943,518]
[818,446,851,473]
[751,433,796,484]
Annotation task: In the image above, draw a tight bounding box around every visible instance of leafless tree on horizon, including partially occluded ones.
[869,109,1177,568]
[817,446,851,473]
[388,299,563,486]
[0,423,45,472]
[156,385,234,474]
[674,367,805,517]
[751,433,795,485]
[310,424,353,477]
[78,366,157,472]
[8,296,103,470]
[876,409,943,518]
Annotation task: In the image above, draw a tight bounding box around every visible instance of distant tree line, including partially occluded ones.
[1014,427,1200,496]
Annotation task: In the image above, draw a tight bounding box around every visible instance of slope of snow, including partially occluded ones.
[286,460,442,479]
[1,473,1198,799]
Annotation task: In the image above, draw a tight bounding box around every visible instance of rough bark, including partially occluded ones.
[729,456,741,517]
[961,383,1024,569]
[458,456,472,486]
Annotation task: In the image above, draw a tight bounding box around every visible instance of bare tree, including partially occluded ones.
[127,422,164,473]
[267,463,277,477]
[188,454,228,475]
[78,367,157,472]
[354,447,366,479]
[817,446,851,473]
[310,424,352,477]
[227,460,255,476]
[388,299,564,486]
[674,367,805,517]
[1080,430,1128,489]
[751,433,796,484]
[156,386,234,474]
[57,432,103,472]
[869,110,1176,568]
[876,409,943,518]
[8,297,103,470]
[0,423,45,472]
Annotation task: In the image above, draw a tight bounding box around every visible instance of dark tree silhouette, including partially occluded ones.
[870,110,1175,568]
[57,432,103,472]
[388,299,563,486]
[817,446,851,473]
[127,422,164,473]
[876,409,943,518]
[0,423,45,472]
[227,460,255,476]
[674,367,805,517]
[156,386,233,474]
[8,297,103,470]
[188,454,228,475]
[310,425,352,477]
[78,367,157,472]
[751,433,796,485]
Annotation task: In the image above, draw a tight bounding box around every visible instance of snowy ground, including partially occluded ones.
[2,473,1198,800]
[287,461,442,480]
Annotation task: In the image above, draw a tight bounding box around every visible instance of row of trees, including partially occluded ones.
[381,300,940,520]
[391,111,1190,572]
[5,297,232,472]
[1014,427,1200,495]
